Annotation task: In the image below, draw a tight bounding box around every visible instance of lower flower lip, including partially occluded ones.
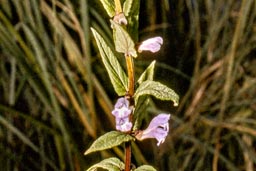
[112,97,133,132]
[135,113,171,146]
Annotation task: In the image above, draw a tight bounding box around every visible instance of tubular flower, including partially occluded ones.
[111,97,132,132]
[115,116,133,132]
[136,114,170,146]
[138,36,163,53]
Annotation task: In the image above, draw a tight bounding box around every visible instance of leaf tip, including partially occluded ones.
[84,150,89,155]
[90,27,95,32]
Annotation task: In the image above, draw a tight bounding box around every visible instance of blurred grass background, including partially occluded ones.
[0,0,256,171]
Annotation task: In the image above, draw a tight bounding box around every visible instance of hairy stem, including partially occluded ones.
[126,55,135,97]
[125,55,134,171]
[114,0,122,14]
[124,141,132,171]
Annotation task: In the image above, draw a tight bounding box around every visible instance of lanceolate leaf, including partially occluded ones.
[134,165,157,171]
[134,61,156,129]
[84,131,134,155]
[133,96,150,130]
[99,0,115,17]
[123,0,133,16]
[123,0,140,41]
[86,157,124,171]
[91,28,128,96]
[137,60,156,84]
[134,80,179,106]
[111,20,137,57]
[123,0,140,42]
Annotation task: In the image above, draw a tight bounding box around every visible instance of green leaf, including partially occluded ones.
[87,157,124,171]
[123,0,140,41]
[123,0,140,17]
[99,0,115,17]
[134,165,157,171]
[133,60,156,130]
[134,80,179,106]
[84,131,134,155]
[91,28,128,96]
[137,60,156,84]
[133,96,150,130]
[110,20,137,57]
[123,0,133,16]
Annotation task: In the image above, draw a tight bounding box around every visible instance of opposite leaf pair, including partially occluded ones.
[112,97,171,146]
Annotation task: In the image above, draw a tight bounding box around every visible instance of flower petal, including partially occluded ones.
[116,121,132,132]
[136,113,171,146]
[112,97,133,132]
[138,36,163,53]
[114,97,129,109]
[111,107,131,118]
[147,114,170,131]
[112,97,132,118]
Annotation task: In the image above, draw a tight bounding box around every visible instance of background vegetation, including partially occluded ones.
[0,0,256,170]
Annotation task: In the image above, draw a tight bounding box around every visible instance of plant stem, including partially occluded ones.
[125,55,135,97]
[125,55,134,171]
[124,141,132,171]
[114,0,122,14]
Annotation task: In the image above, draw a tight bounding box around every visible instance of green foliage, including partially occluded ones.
[84,131,134,155]
[111,20,137,57]
[123,0,140,41]
[99,0,115,17]
[133,60,156,129]
[86,157,125,171]
[134,165,157,171]
[137,60,156,84]
[134,80,179,106]
[123,0,133,16]
[0,0,116,170]
[91,28,128,96]
[88,0,179,170]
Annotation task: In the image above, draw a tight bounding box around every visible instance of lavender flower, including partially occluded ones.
[136,114,170,146]
[112,97,132,132]
[138,36,163,53]
[115,116,133,132]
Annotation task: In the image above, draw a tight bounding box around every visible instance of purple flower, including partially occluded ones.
[115,116,133,132]
[112,97,132,132]
[136,114,170,146]
[138,36,163,53]
[112,97,131,118]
